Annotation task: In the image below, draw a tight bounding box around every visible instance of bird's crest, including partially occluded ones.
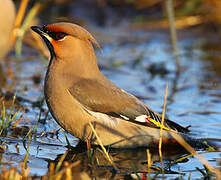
[46,22,100,49]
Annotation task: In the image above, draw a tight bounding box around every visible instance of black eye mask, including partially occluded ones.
[42,26,67,40]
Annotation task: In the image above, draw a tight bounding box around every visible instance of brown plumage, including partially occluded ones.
[31,22,199,148]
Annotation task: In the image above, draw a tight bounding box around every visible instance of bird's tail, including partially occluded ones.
[180,134,220,151]
[144,106,219,151]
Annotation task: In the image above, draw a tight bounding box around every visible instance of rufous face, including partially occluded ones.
[31,23,96,60]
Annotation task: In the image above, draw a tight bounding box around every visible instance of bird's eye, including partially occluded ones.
[54,32,66,40]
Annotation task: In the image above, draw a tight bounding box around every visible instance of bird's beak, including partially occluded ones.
[31,26,42,34]
[31,26,48,38]
[31,25,56,59]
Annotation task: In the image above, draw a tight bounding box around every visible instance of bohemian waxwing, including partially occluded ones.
[31,22,211,149]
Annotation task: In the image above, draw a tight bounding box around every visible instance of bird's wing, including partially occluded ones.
[69,78,189,133]
[69,78,147,119]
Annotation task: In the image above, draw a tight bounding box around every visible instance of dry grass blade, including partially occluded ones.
[55,150,69,174]
[89,122,117,169]
[148,117,170,131]
[169,132,221,179]
[158,84,220,178]
[146,148,152,174]
[175,154,194,163]
[20,163,30,178]
[0,145,6,151]
[64,162,72,179]
[165,0,180,72]
[0,164,30,180]
[12,109,25,126]
[49,163,55,180]
[15,2,41,56]
[11,0,30,46]
[159,84,168,177]
[55,160,80,178]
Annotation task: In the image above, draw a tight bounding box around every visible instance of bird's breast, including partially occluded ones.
[44,70,93,139]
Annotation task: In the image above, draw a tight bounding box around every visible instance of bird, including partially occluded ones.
[31,22,207,149]
[0,0,15,60]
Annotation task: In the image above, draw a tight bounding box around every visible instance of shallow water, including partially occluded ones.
[0,23,221,179]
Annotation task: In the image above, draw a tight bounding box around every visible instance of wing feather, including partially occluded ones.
[69,78,189,133]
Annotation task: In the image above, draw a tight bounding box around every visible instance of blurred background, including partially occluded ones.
[0,0,221,179]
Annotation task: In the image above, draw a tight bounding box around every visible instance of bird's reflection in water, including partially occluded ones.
[47,142,189,179]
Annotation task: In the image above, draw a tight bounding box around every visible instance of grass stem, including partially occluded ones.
[165,0,180,72]
[159,84,168,178]
[89,122,117,170]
